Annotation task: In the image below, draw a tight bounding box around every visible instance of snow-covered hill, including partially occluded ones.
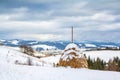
[0,45,120,80]
[0,46,50,66]
[32,44,57,50]
[83,50,120,62]
[0,63,120,80]
[0,39,120,50]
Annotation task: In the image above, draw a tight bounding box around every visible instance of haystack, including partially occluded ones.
[58,43,88,68]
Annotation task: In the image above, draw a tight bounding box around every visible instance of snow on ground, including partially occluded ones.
[0,46,49,66]
[83,50,120,62]
[0,39,6,42]
[29,41,38,44]
[11,40,19,45]
[65,43,80,50]
[84,43,97,47]
[8,47,21,51]
[32,44,56,50]
[0,46,120,80]
[40,50,120,64]
[40,55,61,64]
[101,45,118,47]
[0,63,120,80]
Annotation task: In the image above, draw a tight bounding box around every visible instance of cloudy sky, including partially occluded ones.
[0,0,120,42]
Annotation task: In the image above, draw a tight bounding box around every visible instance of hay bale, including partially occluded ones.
[58,43,88,68]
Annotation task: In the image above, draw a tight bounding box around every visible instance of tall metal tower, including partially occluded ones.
[71,26,74,43]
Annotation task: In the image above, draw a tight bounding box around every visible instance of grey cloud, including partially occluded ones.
[78,30,120,42]
[0,0,120,41]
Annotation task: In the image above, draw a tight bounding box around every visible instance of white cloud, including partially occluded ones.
[0,15,10,21]
[24,0,60,3]
[51,1,89,17]
[0,0,120,41]
[54,12,118,24]
[12,7,29,12]
[14,33,62,41]
[91,12,116,21]
[100,23,120,31]
[64,2,88,13]
[0,7,29,21]
[0,20,60,31]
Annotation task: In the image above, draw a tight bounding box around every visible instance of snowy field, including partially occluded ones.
[0,46,120,80]
[83,50,120,62]
[0,63,120,80]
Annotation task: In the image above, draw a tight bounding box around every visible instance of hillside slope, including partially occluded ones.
[0,46,120,80]
[0,46,49,66]
[0,62,120,80]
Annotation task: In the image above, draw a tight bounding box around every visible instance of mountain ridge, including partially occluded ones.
[0,39,120,50]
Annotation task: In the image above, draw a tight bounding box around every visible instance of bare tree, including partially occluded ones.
[20,45,34,56]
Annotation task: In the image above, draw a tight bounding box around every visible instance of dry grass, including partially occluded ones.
[58,52,88,68]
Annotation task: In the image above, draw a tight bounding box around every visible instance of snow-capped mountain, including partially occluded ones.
[0,39,120,50]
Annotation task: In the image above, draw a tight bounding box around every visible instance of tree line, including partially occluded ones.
[87,56,120,71]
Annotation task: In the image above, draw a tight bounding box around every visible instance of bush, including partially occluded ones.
[27,57,32,66]
[87,56,120,71]
[20,45,34,56]
[106,57,120,71]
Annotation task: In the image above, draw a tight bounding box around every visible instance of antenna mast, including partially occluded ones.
[71,26,74,43]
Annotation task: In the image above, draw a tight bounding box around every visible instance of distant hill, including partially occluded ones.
[0,39,120,50]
